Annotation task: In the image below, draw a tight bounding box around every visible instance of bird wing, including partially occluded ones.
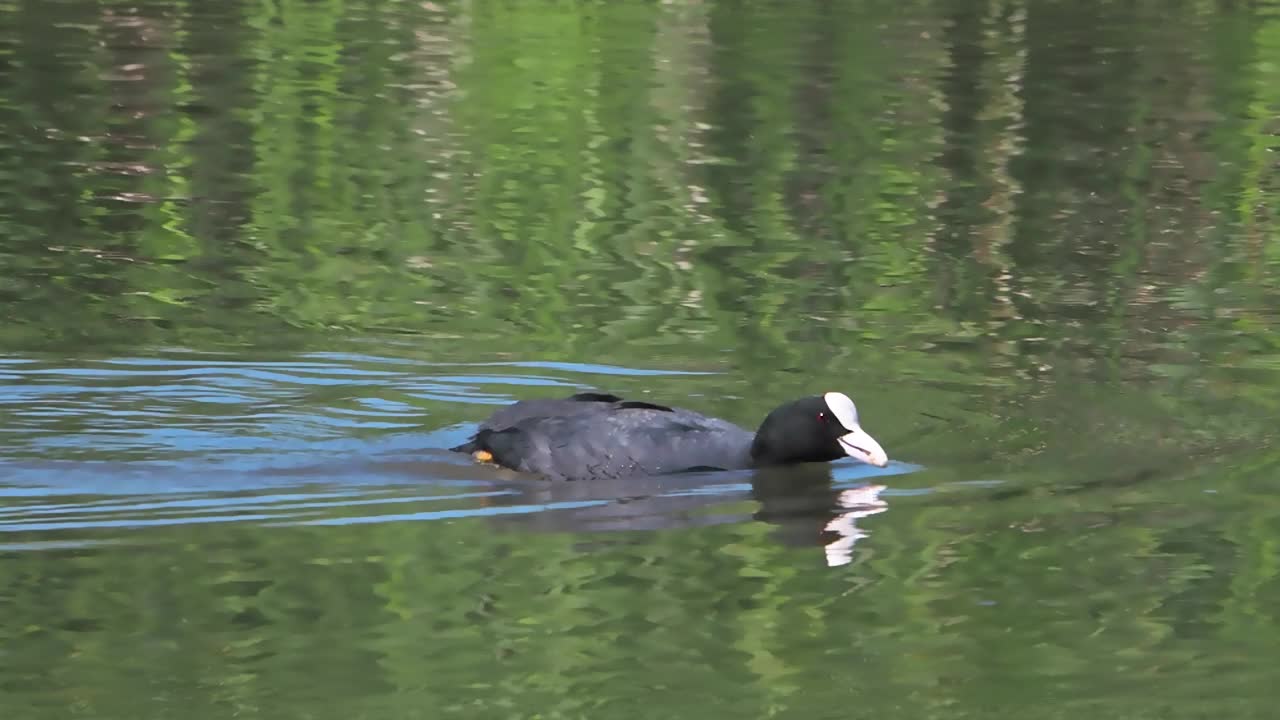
[482,407,750,480]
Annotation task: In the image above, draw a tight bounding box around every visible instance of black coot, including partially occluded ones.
[451,391,888,481]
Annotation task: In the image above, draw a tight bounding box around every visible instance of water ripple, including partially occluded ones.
[0,350,922,554]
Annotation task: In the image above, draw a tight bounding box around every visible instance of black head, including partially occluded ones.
[748,392,888,468]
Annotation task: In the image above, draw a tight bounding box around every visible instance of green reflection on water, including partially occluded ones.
[2,0,1280,717]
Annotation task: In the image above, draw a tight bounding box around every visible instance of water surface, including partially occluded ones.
[3,0,1280,718]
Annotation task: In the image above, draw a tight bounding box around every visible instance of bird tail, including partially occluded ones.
[449,428,508,455]
[454,428,527,466]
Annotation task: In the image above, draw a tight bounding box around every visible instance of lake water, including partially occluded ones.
[3,0,1280,717]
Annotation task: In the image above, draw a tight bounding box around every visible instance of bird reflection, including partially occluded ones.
[748,465,888,567]
[820,486,888,566]
[478,463,892,568]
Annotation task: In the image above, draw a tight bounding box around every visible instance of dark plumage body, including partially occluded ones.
[452,391,889,481]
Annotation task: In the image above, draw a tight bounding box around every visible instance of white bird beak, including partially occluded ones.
[837,426,888,467]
